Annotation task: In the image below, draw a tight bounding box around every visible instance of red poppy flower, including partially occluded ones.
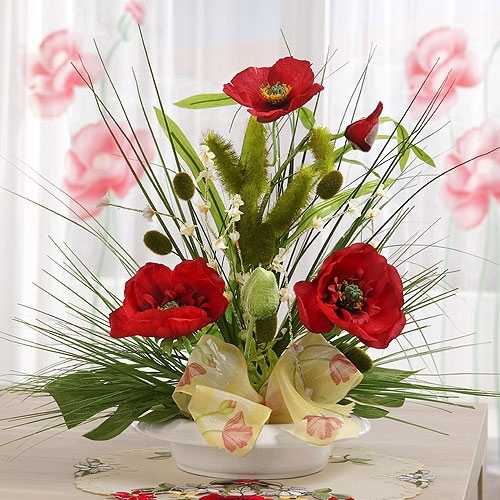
[109,259,228,339]
[294,243,405,349]
[223,57,323,123]
[345,102,383,152]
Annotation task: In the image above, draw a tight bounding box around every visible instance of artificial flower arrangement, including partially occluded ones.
[4,33,499,462]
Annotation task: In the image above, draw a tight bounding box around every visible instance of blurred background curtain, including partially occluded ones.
[1,0,500,465]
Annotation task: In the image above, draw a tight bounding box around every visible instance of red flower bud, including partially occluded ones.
[345,102,383,152]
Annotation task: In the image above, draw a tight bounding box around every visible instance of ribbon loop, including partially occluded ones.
[173,333,363,454]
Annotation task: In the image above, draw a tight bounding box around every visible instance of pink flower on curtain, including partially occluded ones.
[406,27,481,116]
[443,121,500,229]
[221,411,253,453]
[125,0,146,25]
[63,121,155,218]
[26,30,102,118]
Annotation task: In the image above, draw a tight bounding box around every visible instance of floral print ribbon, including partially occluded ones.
[173,333,363,455]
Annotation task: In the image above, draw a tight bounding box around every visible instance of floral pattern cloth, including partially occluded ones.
[74,447,435,500]
[173,333,363,455]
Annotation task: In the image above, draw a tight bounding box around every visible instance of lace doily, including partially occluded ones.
[74,446,435,500]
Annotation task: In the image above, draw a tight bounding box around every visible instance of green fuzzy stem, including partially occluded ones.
[239,117,268,207]
[265,167,314,236]
[237,117,270,269]
[345,347,373,373]
[316,170,343,199]
[173,172,195,200]
[238,220,276,267]
[255,314,277,344]
[143,230,173,255]
[309,126,335,175]
[204,132,242,194]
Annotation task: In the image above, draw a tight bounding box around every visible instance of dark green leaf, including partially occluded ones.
[332,144,352,162]
[363,366,418,383]
[298,107,315,129]
[84,401,151,440]
[396,124,411,171]
[412,145,435,167]
[137,403,180,424]
[155,108,225,230]
[351,392,405,408]
[352,403,389,419]
[46,371,122,429]
[329,132,345,140]
[174,93,236,109]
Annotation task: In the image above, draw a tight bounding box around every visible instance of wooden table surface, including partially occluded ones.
[0,396,489,500]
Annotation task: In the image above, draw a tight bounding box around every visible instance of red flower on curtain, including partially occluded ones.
[27,30,102,118]
[109,259,228,339]
[221,411,253,452]
[294,243,405,349]
[63,120,155,217]
[223,57,323,123]
[443,121,500,229]
[406,27,481,116]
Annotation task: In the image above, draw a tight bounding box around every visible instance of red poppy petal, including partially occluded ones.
[287,83,324,109]
[294,281,333,333]
[248,106,289,123]
[110,306,208,339]
[125,262,174,310]
[223,66,270,108]
[269,57,315,90]
[173,258,228,321]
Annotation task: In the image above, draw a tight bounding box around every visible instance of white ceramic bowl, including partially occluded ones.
[134,417,370,479]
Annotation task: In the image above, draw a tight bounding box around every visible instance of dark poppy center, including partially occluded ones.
[337,280,365,312]
[260,82,291,105]
[158,300,179,311]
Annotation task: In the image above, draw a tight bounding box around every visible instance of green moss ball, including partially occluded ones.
[143,230,173,255]
[316,170,343,200]
[173,172,195,200]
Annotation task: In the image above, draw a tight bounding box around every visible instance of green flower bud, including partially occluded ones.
[255,314,277,344]
[316,170,343,199]
[173,172,195,200]
[143,230,173,255]
[345,347,373,373]
[242,267,279,320]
